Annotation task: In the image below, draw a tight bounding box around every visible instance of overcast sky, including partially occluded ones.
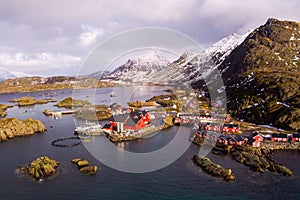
[1,0,300,76]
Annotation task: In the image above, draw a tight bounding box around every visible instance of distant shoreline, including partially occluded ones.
[0,85,74,95]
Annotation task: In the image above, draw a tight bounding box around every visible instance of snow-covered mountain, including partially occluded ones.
[169,31,251,83]
[102,53,171,84]
[100,31,250,85]
[0,67,31,82]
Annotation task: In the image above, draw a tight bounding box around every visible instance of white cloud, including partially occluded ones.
[79,24,103,48]
[198,0,300,34]
[0,52,81,73]
[110,0,198,22]
[0,0,300,76]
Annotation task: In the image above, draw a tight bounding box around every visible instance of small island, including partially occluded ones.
[0,118,46,142]
[9,96,57,106]
[54,97,91,109]
[18,156,60,181]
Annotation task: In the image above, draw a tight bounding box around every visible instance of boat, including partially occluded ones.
[74,122,104,136]
[174,117,181,126]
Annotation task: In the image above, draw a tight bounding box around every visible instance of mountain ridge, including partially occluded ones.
[219,18,300,131]
[0,67,32,82]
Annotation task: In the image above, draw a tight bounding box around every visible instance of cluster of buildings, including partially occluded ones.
[196,130,300,147]
[174,113,228,126]
[102,104,152,135]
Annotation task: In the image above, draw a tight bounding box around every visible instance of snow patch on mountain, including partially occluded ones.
[99,31,251,85]
[0,67,32,81]
[103,52,171,84]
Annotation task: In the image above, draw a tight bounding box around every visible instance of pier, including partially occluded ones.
[43,109,77,119]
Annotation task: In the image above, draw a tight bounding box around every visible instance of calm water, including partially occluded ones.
[0,87,299,200]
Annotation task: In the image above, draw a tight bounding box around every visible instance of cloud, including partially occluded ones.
[0,0,299,76]
[79,24,103,48]
[0,52,81,75]
[107,0,198,22]
[198,0,300,34]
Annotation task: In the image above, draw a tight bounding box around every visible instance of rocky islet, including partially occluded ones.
[18,156,60,181]
[0,118,46,142]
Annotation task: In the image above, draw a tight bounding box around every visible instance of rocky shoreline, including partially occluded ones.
[0,118,46,142]
[260,140,300,150]
[231,145,292,176]
[193,135,293,179]
[0,104,13,117]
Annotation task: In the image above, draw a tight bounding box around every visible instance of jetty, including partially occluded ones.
[43,109,77,119]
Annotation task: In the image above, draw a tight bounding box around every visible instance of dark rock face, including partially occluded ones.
[219,18,300,131]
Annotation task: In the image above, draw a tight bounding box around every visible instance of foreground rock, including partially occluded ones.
[71,158,98,175]
[0,118,46,142]
[231,145,293,176]
[9,96,57,106]
[18,156,59,181]
[0,104,13,117]
[193,155,235,181]
[55,97,91,109]
[78,166,98,175]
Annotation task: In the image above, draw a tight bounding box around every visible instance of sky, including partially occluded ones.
[0,0,300,76]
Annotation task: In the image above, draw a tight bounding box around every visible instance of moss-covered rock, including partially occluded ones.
[78,166,98,175]
[77,160,89,168]
[71,158,82,163]
[0,118,46,142]
[19,156,59,181]
[71,158,98,175]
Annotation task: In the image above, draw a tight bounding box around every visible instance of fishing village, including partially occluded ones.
[1,88,300,182]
